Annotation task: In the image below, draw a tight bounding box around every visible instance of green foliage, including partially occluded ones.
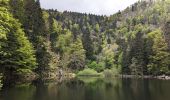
[56,30,86,70]
[82,26,95,60]
[129,57,143,76]
[103,69,114,78]
[72,24,80,40]
[9,0,25,24]
[117,52,123,70]
[95,23,100,33]
[147,30,170,75]
[1,0,170,80]
[87,61,105,72]
[113,0,170,75]
[129,25,145,75]
[42,0,170,76]
[56,30,73,54]
[103,67,120,78]
[68,38,86,70]
[16,69,34,75]
[0,5,37,72]
[98,44,115,69]
[77,68,103,77]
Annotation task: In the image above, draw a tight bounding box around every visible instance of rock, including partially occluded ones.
[156,75,170,80]
[165,76,170,80]
[157,75,166,79]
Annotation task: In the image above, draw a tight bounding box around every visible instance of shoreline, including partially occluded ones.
[119,75,170,80]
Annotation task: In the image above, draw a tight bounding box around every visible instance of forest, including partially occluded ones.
[0,0,170,86]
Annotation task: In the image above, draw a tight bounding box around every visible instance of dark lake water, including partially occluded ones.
[0,77,170,100]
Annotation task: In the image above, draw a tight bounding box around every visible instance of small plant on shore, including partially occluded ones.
[77,68,103,77]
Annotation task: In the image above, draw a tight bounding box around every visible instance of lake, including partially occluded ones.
[0,77,170,100]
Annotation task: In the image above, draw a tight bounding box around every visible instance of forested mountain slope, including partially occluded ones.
[45,0,170,76]
[0,0,170,83]
[112,0,170,75]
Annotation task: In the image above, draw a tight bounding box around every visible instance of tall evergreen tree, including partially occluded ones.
[82,26,95,60]
[12,0,52,73]
[23,0,35,38]
[9,0,25,24]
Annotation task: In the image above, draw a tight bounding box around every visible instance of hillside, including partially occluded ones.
[0,0,170,84]
[45,0,170,75]
[112,0,170,75]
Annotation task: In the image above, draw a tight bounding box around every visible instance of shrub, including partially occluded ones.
[77,68,103,77]
[103,67,120,78]
[87,61,105,72]
[96,62,105,72]
[103,69,114,78]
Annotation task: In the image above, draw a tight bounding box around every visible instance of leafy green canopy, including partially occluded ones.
[147,30,170,75]
[0,5,37,72]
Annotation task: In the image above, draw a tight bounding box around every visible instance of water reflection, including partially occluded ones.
[0,78,170,100]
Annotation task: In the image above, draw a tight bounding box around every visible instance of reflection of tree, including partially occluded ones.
[2,78,170,100]
[149,80,170,100]
[1,84,36,100]
[33,80,49,100]
[121,79,151,100]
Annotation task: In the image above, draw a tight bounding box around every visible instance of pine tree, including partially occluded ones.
[47,14,62,52]
[72,24,80,41]
[9,0,25,24]
[23,0,35,38]
[129,58,141,76]
[22,0,52,73]
[163,21,170,49]
[82,26,95,60]
[128,25,145,75]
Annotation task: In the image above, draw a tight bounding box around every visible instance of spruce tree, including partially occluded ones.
[9,0,25,24]
[82,26,95,60]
